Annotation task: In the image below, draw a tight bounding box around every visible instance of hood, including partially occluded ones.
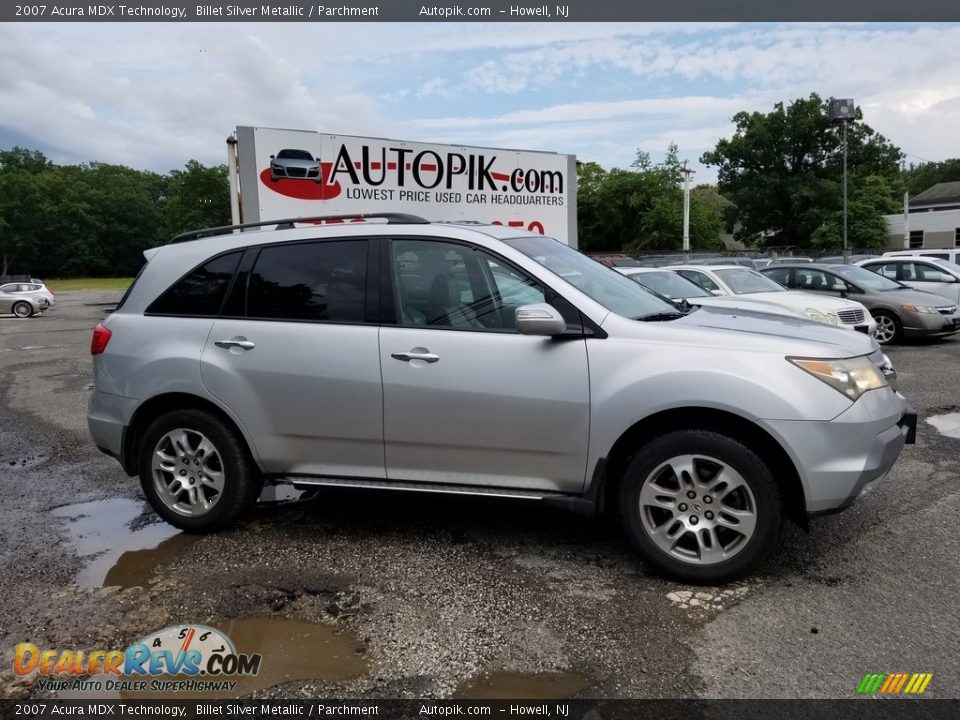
[667,305,877,357]
[691,295,801,318]
[747,290,863,312]
[875,287,957,309]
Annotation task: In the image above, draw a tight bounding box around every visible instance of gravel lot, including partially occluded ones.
[1,291,958,699]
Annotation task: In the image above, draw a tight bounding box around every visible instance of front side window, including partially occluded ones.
[147,251,242,316]
[833,265,901,292]
[247,240,368,322]
[763,268,791,287]
[915,263,955,283]
[677,270,720,293]
[391,239,545,331]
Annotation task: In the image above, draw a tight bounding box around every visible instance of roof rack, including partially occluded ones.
[169,213,431,244]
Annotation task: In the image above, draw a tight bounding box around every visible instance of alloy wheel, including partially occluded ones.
[151,428,225,516]
[638,454,758,565]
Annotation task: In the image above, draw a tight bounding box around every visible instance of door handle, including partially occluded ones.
[215,338,255,351]
[391,351,439,363]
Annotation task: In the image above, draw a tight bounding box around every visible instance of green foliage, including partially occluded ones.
[809,175,900,249]
[577,144,722,253]
[0,147,230,277]
[901,158,960,196]
[701,94,903,248]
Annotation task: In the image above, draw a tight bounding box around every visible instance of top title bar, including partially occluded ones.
[4,0,960,22]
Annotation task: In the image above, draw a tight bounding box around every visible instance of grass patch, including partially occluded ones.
[47,277,133,292]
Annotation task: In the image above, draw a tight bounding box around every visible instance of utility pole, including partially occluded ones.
[829,98,855,262]
[681,163,695,263]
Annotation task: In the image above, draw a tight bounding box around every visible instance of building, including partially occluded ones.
[884,182,960,249]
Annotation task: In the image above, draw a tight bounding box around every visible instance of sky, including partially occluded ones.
[2,22,960,183]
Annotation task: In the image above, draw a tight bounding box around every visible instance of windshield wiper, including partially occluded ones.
[633,311,685,322]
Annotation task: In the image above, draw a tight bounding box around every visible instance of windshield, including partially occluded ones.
[506,236,678,319]
[831,265,903,291]
[628,270,712,299]
[714,268,787,294]
[277,149,314,160]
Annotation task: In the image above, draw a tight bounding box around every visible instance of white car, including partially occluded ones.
[857,256,960,305]
[0,279,55,308]
[663,265,878,336]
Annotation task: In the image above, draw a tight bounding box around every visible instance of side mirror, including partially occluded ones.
[270,155,275,159]
[831,283,847,292]
[515,303,567,336]
[710,289,724,296]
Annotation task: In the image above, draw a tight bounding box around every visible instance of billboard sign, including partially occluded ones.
[235,126,577,246]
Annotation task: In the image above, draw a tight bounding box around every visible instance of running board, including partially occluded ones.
[280,476,597,516]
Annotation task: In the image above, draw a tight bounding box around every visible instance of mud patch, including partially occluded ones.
[453,670,591,699]
[52,498,195,588]
[666,583,755,612]
[83,618,369,699]
[927,411,960,439]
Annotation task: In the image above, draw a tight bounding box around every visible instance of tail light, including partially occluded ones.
[91,323,112,355]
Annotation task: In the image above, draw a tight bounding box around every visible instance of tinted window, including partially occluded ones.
[763,268,791,286]
[147,251,241,316]
[247,240,368,322]
[392,239,544,331]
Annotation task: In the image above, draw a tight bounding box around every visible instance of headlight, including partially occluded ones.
[804,308,840,326]
[900,304,938,314]
[788,355,889,401]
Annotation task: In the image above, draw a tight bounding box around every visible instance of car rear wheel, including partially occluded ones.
[138,409,261,531]
[618,430,783,585]
[12,301,33,318]
[873,311,902,345]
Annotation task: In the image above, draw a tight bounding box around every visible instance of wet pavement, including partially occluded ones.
[1,291,959,699]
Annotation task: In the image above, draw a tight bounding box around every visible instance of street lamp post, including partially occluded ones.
[829,98,855,262]
[681,163,695,263]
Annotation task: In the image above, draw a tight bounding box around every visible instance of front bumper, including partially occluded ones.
[903,310,960,338]
[764,389,916,516]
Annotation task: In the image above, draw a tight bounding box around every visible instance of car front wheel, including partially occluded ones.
[872,311,902,345]
[619,430,783,584]
[138,409,261,531]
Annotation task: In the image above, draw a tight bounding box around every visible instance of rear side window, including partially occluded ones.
[147,252,242,316]
[247,240,368,322]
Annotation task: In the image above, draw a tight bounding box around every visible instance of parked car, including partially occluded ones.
[816,254,881,265]
[88,215,915,584]
[857,256,960,306]
[664,265,878,336]
[761,264,960,345]
[616,267,826,318]
[765,257,814,265]
[269,148,322,182]
[882,248,960,266]
[0,290,45,318]
[0,279,55,308]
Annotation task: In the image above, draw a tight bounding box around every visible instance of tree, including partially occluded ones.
[810,175,900,249]
[900,158,960,196]
[701,94,902,247]
[577,145,723,253]
[157,160,231,243]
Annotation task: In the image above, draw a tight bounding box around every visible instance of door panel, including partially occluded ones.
[202,320,384,477]
[380,327,589,492]
[200,238,385,478]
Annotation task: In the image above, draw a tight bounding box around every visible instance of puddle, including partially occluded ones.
[52,498,195,589]
[927,412,960,439]
[453,671,591,699]
[57,618,368,699]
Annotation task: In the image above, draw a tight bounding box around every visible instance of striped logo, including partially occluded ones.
[857,673,933,695]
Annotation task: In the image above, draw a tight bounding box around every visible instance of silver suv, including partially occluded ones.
[88,215,916,584]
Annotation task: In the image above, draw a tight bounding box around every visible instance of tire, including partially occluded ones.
[138,409,262,532]
[618,430,783,585]
[12,301,33,318]
[872,311,902,345]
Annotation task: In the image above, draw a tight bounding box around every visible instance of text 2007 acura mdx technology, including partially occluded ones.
[88,214,916,584]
